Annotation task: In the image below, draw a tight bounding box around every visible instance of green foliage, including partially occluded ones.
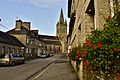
[71,48,76,61]
[82,14,120,79]
[68,13,120,80]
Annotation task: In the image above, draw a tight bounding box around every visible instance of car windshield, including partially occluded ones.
[11,53,20,57]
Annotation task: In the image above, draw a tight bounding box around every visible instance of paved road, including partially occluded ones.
[0,55,59,80]
[28,54,79,80]
[0,54,78,80]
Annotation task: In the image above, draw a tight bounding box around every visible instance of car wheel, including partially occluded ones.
[22,60,25,64]
[11,61,15,66]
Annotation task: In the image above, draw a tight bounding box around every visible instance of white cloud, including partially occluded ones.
[30,0,65,8]
[8,0,65,8]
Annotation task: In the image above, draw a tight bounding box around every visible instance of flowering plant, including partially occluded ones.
[82,14,120,79]
[68,14,120,79]
[68,47,82,61]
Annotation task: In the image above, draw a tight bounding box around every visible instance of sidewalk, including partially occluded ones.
[35,60,79,80]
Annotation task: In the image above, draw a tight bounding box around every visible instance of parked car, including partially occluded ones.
[39,53,50,58]
[49,53,54,56]
[0,53,25,66]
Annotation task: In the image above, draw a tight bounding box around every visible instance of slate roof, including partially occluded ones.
[0,31,24,47]
[6,26,39,39]
[39,35,59,40]
[6,27,31,35]
[39,35,61,46]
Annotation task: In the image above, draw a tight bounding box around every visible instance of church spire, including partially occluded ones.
[59,8,64,24]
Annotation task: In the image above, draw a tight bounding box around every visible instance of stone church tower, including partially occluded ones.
[56,9,67,53]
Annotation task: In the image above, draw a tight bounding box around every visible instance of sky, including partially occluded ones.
[0,0,69,36]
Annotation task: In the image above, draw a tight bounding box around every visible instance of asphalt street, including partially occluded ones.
[0,54,78,80]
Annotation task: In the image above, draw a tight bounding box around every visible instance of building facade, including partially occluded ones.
[0,31,24,55]
[68,0,120,79]
[6,20,42,59]
[56,9,68,53]
[39,35,62,54]
[68,0,119,49]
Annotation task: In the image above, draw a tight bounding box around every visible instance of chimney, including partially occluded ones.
[15,19,22,30]
[31,30,38,35]
[22,22,31,31]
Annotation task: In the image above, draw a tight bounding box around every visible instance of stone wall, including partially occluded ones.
[68,0,112,80]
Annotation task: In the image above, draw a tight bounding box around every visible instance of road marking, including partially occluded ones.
[32,62,55,80]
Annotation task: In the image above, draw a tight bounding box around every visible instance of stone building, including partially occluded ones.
[68,0,119,49]
[0,31,24,55]
[38,9,67,54]
[68,0,119,79]
[6,20,42,59]
[39,35,61,54]
[56,9,67,53]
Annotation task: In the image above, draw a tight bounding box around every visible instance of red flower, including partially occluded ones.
[76,55,79,60]
[97,43,102,47]
[76,50,79,54]
[86,40,89,44]
[88,44,92,48]
[88,66,92,74]
[85,39,92,48]
[84,60,88,66]
[76,50,82,60]
[86,40,90,45]
[84,49,87,56]
[93,45,97,50]
[117,74,120,80]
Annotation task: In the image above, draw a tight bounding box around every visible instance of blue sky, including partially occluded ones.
[0,0,69,36]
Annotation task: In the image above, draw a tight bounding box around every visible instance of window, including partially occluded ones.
[13,48,15,53]
[36,40,38,45]
[26,48,28,53]
[2,47,5,54]
[31,40,33,44]
[17,49,20,53]
[27,38,29,43]
[29,48,31,53]
[49,46,52,51]
[59,47,60,51]
[45,46,47,51]
[78,24,81,31]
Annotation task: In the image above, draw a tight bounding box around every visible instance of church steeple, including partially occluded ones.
[59,8,64,24]
[56,8,67,53]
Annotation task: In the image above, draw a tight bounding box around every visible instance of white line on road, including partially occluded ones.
[32,62,55,80]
